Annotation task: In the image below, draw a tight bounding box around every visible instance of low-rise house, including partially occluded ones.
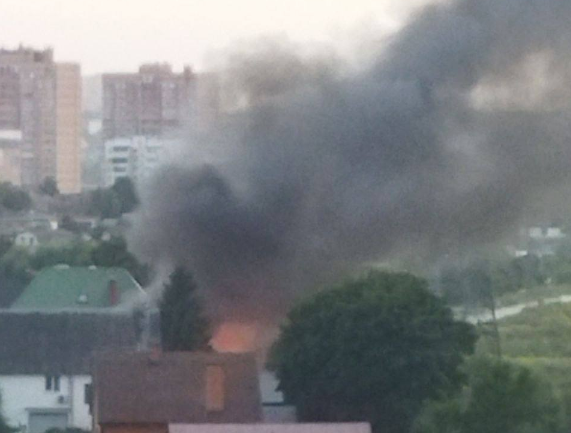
[10,266,146,311]
[13,231,40,250]
[14,229,76,253]
[0,312,142,433]
[92,351,262,433]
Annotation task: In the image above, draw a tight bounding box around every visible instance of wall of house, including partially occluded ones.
[0,375,92,431]
[102,423,168,433]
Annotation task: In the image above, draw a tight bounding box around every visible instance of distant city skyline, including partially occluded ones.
[0,0,433,75]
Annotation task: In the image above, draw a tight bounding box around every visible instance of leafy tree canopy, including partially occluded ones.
[88,177,139,218]
[414,356,564,433]
[0,182,31,213]
[268,271,476,433]
[0,390,14,433]
[160,266,210,351]
[39,177,59,197]
[111,177,139,214]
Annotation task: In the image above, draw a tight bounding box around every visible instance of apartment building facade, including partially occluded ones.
[0,47,82,194]
[102,63,195,141]
[103,136,176,187]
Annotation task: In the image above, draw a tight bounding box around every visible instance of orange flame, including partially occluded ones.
[211,322,259,353]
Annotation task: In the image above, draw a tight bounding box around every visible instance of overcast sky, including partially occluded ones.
[1,0,433,74]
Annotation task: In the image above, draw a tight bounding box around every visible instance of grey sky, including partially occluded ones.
[1,0,432,74]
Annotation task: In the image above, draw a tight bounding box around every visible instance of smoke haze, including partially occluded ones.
[132,0,571,326]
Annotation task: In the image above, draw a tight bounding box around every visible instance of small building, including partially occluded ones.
[0,312,142,433]
[13,231,40,251]
[13,229,77,253]
[10,266,146,311]
[92,351,262,433]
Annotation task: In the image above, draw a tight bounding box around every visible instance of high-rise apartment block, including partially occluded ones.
[102,64,195,140]
[56,64,82,194]
[0,47,82,194]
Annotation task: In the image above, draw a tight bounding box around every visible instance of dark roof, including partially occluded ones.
[94,351,262,424]
[0,311,140,374]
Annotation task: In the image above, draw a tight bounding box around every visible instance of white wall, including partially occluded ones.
[0,375,92,432]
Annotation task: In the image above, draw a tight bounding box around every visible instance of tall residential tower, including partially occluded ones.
[0,47,82,194]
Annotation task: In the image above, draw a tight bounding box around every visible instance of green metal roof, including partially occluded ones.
[11,266,144,310]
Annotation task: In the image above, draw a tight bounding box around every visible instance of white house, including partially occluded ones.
[13,232,39,251]
[1,375,92,433]
[0,312,143,433]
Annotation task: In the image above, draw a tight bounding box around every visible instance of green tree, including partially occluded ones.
[0,182,31,212]
[90,236,151,285]
[268,271,476,433]
[111,177,139,214]
[414,357,564,433]
[59,215,81,233]
[89,188,121,218]
[159,266,210,351]
[0,247,32,307]
[29,242,93,271]
[39,177,59,196]
[0,236,12,259]
[0,390,13,433]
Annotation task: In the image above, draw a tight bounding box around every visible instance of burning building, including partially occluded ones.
[132,0,571,346]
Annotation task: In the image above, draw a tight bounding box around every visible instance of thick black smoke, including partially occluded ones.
[132,0,571,323]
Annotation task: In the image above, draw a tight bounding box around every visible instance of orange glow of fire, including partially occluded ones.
[211,322,259,353]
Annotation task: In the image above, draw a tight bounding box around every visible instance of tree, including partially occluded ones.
[414,356,564,433]
[0,385,14,433]
[268,271,476,433]
[90,236,151,285]
[159,266,210,351]
[59,215,81,233]
[0,247,32,307]
[0,182,31,212]
[39,177,59,196]
[88,188,121,219]
[111,177,139,214]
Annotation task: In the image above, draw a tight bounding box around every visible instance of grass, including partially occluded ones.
[477,302,571,424]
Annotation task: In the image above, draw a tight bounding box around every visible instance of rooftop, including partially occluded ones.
[94,351,262,424]
[10,266,145,310]
[0,311,140,375]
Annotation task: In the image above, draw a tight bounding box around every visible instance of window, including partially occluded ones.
[45,375,60,392]
[84,384,92,405]
[205,365,225,411]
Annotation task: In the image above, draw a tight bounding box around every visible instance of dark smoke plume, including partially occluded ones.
[132,0,571,324]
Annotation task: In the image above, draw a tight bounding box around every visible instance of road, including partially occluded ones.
[455,295,571,324]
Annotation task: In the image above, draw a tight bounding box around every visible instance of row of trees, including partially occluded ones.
[439,239,571,309]
[88,178,139,218]
[268,271,564,433]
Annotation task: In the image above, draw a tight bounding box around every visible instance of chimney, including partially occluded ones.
[108,279,120,306]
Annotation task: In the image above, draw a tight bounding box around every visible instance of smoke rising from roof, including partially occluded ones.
[132,0,571,324]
